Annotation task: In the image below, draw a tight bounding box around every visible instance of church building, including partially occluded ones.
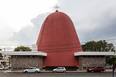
[1,11,114,71]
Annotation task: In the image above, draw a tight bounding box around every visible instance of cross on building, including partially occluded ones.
[54,4,60,12]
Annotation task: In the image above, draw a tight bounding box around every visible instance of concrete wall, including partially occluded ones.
[11,55,43,71]
[79,56,106,69]
[10,55,106,71]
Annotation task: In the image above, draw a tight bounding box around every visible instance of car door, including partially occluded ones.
[57,68,61,72]
[28,68,35,72]
[32,68,36,72]
[98,67,102,72]
[28,68,32,72]
[94,67,98,72]
[59,67,64,72]
[60,67,64,72]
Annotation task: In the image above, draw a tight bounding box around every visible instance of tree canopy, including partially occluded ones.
[82,40,115,51]
[106,55,116,65]
[14,46,32,51]
[0,53,2,57]
[0,49,2,58]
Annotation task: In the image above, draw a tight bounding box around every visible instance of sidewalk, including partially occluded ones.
[0,69,115,73]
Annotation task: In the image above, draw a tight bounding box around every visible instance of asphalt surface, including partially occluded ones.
[0,72,116,77]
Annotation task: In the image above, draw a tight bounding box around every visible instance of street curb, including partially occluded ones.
[0,69,115,73]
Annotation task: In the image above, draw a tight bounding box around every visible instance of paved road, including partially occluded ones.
[0,72,115,77]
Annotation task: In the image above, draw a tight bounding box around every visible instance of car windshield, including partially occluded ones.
[29,67,36,69]
[57,67,64,69]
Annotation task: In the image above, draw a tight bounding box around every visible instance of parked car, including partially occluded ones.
[0,67,3,70]
[0,66,4,70]
[24,67,40,73]
[5,66,11,69]
[106,65,112,69]
[53,67,66,73]
[87,67,104,72]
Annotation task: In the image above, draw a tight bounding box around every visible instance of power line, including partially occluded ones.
[0,38,116,47]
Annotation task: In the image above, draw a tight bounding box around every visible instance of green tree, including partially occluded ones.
[0,49,2,57]
[82,41,96,51]
[14,46,32,51]
[82,40,115,51]
[0,53,3,60]
[106,55,116,65]
[0,53,2,57]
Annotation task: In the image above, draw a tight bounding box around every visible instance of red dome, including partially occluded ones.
[36,11,83,66]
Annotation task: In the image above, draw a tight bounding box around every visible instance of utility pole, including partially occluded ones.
[112,58,114,77]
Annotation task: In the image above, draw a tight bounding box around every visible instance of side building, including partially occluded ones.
[1,50,47,71]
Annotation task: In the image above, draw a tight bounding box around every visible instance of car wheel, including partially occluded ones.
[101,70,103,72]
[25,71,28,73]
[35,71,38,73]
[63,71,66,73]
[91,70,94,73]
[55,71,57,73]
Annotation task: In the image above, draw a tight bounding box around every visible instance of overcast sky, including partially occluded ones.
[0,0,116,50]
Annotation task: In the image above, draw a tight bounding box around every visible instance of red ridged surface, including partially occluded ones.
[36,12,83,66]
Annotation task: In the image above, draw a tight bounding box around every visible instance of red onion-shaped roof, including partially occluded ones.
[36,11,83,66]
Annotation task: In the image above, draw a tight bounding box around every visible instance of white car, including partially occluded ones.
[0,66,4,70]
[0,67,3,70]
[53,67,66,73]
[24,67,40,73]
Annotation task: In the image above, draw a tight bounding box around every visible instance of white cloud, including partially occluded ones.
[9,0,116,46]
[9,12,50,47]
[1,0,116,50]
[58,0,116,43]
[0,0,57,31]
[0,0,57,50]
[0,23,13,41]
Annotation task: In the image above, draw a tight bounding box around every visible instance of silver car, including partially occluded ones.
[53,67,66,73]
[24,67,40,73]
